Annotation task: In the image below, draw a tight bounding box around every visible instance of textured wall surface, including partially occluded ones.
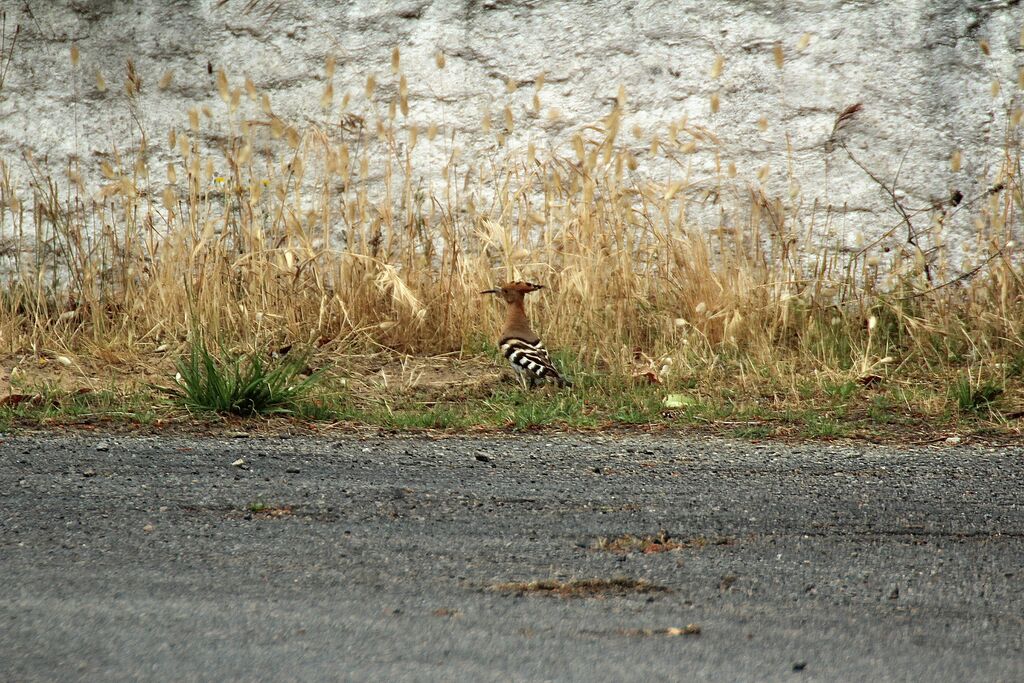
[0,1,1021,254]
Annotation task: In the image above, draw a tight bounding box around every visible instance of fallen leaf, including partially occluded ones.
[665,624,701,636]
[634,371,661,384]
[663,394,695,409]
[0,394,41,407]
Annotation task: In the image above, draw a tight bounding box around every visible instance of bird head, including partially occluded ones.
[481,281,545,304]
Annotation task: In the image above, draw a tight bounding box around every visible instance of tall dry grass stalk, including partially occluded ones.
[0,50,1021,390]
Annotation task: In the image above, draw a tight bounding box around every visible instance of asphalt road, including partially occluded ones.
[1,433,1021,682]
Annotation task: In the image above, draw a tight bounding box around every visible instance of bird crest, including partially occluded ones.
[481,281,545,296]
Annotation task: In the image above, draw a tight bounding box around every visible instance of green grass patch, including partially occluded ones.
[381,404,471,430]
[0,351,1020,442]
[729,424,774,439]
[800,414,850,439]
[174,338,326,416]
[0,386,164,430]
[949,375,1004,415]
[867,394,897,424]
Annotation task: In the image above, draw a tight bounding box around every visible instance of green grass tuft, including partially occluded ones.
[950,375,1004,414]
[174,338,324,416]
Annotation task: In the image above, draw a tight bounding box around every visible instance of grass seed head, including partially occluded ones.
[711,55,724,78]
[216,69,229,103]
[161,186,176,210]
[159,70,173,90]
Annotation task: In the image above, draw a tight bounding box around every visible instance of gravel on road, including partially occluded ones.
[1,433,1022,681]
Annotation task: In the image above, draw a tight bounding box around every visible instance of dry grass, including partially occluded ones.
[0,47,1022,426]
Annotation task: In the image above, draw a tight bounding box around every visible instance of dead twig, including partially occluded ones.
[839,141,933,284]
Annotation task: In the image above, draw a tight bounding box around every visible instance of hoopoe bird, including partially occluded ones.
[482,281,572,389]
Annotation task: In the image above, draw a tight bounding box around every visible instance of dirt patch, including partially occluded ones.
[489,577,670,598]
[593,532,736,554]
[0,350,500,404]
[245,504,296,519]
[616,625,702,637]
[0,351,173,395]
[343,354,501,402]
[177,503,339,522]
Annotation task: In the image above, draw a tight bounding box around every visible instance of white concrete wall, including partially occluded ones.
[1,1,1021,257]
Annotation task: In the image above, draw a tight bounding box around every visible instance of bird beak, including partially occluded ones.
[481,289,498,295]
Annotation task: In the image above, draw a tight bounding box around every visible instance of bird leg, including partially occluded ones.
[512,368,533,390]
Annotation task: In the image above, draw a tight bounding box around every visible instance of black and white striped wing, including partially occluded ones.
[500,337,560,381]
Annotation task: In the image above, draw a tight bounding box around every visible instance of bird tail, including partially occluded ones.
[500,336,573,389]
